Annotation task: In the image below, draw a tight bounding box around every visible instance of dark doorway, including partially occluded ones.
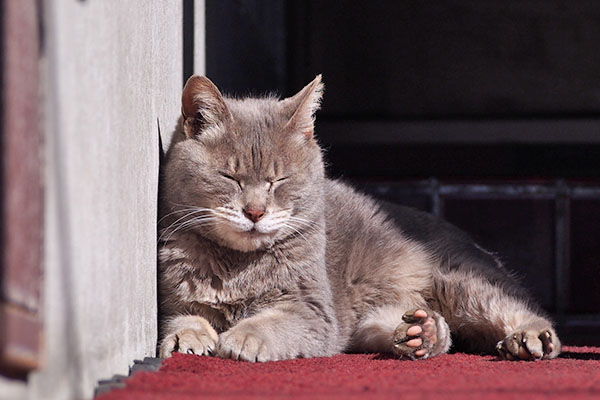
[206,0,600,345]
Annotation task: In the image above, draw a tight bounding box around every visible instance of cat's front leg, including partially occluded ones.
[159,315,219,358]
[217,305,336,362]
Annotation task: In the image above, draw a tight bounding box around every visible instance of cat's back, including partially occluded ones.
[323,178,432,253]
[323,179,522,295]
[324,178,473,252]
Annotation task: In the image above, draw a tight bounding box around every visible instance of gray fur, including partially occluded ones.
[158,75,561,362]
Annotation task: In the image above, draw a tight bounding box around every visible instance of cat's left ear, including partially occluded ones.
[281,74,324,140]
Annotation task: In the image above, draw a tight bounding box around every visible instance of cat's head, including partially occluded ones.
[162,75,325,252]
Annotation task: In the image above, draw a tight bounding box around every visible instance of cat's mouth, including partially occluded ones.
[225,222,278,244]
[247,227,268,236]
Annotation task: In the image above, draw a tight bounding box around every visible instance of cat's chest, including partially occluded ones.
[160,233,294,305]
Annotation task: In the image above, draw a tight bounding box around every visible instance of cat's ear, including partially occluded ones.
[281,75,324,140]
[181,75,232,139]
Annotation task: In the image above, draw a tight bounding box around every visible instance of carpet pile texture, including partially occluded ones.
[99,346,600,399]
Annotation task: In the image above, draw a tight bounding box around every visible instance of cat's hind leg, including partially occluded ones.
[393,308,452,360]
[350,305,452,360]
[433,269,561,360]
[496,327,558,361]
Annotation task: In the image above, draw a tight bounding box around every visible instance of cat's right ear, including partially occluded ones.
[181,75,232,139]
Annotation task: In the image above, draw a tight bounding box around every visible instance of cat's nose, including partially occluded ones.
[243,206,265,223]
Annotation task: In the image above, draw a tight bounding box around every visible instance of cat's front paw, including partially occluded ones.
[392,309,451,360]
[159,315,219,358]
[217,326,283,362]
[496,328,561,361]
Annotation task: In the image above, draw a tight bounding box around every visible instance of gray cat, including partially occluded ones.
[158,75,561,362]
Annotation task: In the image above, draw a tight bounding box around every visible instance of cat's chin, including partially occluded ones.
[217,228,276,252]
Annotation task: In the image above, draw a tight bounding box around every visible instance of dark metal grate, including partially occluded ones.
[356,179,600,345]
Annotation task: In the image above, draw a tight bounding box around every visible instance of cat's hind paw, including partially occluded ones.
[496,328,561,361]
[392,309,451,360]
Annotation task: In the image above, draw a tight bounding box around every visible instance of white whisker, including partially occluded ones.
[280,222,311,244]
[158,207,204,225]
[215,206,239,217]
[158,208,215,242]
[160,216,216,245]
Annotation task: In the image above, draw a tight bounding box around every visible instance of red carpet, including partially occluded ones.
[99,346,600,400]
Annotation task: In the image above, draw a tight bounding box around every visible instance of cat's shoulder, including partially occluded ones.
[323,179,504,275]
[324,178,374,205]
[322,178,479,254]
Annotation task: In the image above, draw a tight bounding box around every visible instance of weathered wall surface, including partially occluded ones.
[26,2,184,399]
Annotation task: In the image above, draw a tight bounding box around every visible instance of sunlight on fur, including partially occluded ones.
[157,75,561,362]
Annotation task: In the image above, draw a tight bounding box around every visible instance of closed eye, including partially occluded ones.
[268,176,290,192]
[219,172,236,181]
[269,176,291,184]
[219,172,242,189]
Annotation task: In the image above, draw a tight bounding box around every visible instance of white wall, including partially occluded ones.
[22,1,188,399]
[0,1,207,398]
[195,0,206,76]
